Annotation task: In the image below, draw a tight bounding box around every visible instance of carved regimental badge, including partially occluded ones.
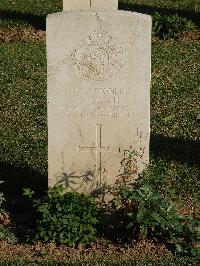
[72,29,124,81]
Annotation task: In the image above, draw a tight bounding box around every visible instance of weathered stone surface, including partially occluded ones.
[47,11,151,193]
[63,0,118,11]
[63,0,90,11]
[92,0,118,10]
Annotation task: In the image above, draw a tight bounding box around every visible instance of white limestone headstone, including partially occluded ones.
[47,0,151,193]
[63,0,118,11]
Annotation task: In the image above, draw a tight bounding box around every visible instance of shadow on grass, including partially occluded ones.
[0,10,46,30]
[119,3,200,26]
[150,134,200,166]
[0,161,47,207]
[0,2,199,30]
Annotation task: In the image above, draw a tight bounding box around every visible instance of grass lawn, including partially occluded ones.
[121,0,200,13]
[1,257,200,266]
[0,1,200,265]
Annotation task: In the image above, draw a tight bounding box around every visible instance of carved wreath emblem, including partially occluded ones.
[72,29,124,81]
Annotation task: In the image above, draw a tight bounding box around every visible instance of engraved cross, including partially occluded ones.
[78,124,116,183]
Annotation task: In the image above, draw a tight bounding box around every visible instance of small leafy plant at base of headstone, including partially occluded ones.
[23,186,100,247]
[0,181,5,210]
[115,183,200,256]
[0,224,18,244]
[152,12,196,40]
[0,193,5,221]
[0,181,18,244]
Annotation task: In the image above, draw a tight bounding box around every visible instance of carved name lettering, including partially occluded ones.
[65,87,131,96]
[64,87,133,119]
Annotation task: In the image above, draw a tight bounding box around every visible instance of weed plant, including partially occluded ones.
[23,186,100,247]
[152,12,196,39]
[114,181,200,256]
[0,224,17,244]
[0,182,17,244]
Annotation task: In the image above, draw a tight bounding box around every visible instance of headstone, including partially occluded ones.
[47,0,151,193]
[63,0,118,11]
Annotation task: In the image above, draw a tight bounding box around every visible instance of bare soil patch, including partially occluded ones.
[0,239,172,263]
[0,27,45,43]
[177,30,200,42]
[151,31,200,43]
